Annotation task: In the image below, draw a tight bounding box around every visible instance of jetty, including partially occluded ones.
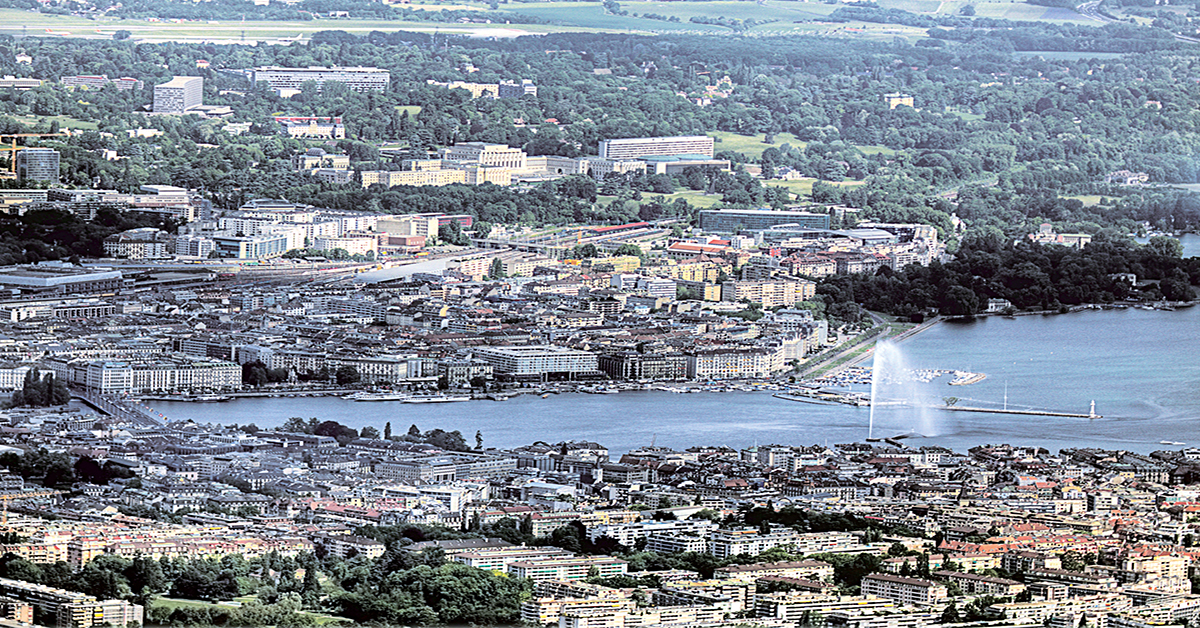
[940,405,1100,419]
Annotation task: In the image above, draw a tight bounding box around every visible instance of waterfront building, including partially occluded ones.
[83,357,241,393]
[687,347,781,380]
[474,345,599,379]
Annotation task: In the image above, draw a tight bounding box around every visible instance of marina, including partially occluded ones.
[138,307,1200,456]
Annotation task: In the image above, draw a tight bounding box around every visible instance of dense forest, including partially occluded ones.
[817,233,1198,318]
[1,29,1200,239]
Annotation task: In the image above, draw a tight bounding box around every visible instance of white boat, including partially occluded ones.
[350,392,410,402]
[403,395,471,404]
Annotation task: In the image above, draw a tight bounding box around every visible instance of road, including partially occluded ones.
[1077,0,1200,42]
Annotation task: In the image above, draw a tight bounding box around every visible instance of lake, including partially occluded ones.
[146,307,1200,455]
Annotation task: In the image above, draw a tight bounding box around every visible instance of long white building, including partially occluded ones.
[84,357,240,393]
[250,66,390,92]
[474,345,598,377]
[598,135,715,160]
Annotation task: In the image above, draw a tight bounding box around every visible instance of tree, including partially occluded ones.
[335,366,360,386]
[384,422,393,440]
[1147,236,1183,259]
[113,30,131,40]
[942,601,961,623]
[613,243,643,258]
[489,257,505,279]
[314,421,359,445]
[360,426,381,440]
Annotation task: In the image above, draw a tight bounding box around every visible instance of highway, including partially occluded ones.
[1076,0,1200,42]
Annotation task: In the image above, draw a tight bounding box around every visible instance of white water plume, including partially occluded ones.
[868,340,938,439]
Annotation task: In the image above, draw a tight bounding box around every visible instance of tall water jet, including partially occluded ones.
[868,339,938,438]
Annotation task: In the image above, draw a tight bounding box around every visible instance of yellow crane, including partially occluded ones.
[0,132,68,177]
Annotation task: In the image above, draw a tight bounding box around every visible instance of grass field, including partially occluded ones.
[710,132,895,160]
[0,0,1097,43]
[711,132,805,159]
[396,105,422,116]
[765,178,866,198]
[8,114,98,130]
[1062,195,1105,206]
[498,4,728,32]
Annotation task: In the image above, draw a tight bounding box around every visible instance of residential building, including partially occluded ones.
[860,574,948,606]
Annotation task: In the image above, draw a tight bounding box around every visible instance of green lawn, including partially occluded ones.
[765,178,866,199]
[945,108,985,122]
[643,189,725,208]
[711,132,806,159]
[396,105,422,116]
[710,131,895,159]
[498,3,728,31]
[8,114,97,131]
[1062,195,1105,206]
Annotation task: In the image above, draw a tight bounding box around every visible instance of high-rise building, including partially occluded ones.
[153,76,203,114]
[598,135,715,160]
[249,66,390,92]
[15,148,59,182]
[698,208,831,233]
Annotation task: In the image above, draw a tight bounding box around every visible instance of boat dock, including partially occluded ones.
[941,405,1100,419]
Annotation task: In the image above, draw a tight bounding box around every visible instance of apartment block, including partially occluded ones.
[507,556,628,582]
[860,574,948,606]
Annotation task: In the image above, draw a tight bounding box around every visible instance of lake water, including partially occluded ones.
[147,307,1200,455]
[1134,233,1200,258]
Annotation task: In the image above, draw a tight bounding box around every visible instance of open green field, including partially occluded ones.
[1013,51,1128,60]
[0,0,1096,42]
[8,114,98,130]
[0,8,578,43]
[1062,194,1105,206]
[765,178,866,198]
[710,131,895,159]
[711,132,805,158]
[498,3,728,31]
[396,105,422,117]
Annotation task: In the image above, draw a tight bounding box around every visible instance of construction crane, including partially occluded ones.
[0,132,68,177]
